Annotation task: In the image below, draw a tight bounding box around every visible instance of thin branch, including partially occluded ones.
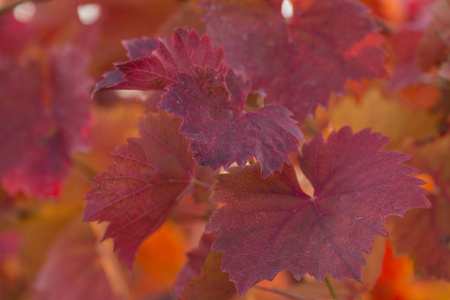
[190,178,213,189]
[324,276,339,300]
[72,157,99,180]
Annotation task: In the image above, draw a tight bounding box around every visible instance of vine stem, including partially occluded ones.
[324,276,339,300]
[190,178,213,189]
[253,285,309,300]
[72,157,99,180]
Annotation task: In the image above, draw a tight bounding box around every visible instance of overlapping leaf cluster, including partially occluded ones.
[1,0,449,299]
[86,0,432,297]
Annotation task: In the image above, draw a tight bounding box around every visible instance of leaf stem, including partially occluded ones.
[253,285,308,300]
[324,276,339,300]
[72,157,99,180]
[190,178,213,189]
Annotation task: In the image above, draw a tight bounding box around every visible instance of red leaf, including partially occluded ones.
[181,252,236,300]
[207,127,430,295]
[94,37,159,93]
[175,232,236,300]
[94,27,224,93]
[200,0,386,123]
[389,135,450,280]
[389,196,450,281]
[84,111,204,269]
[158,65,304,177]
[0,45,92,197]
[122,37,159,60]
[174,232,216,297]
[33,221,122,300]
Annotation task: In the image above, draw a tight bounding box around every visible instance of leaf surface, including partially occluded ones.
[175,232,216,297]
[158,65,303,177]
[200,0,386,123]
[181,252,236,300]
[33,221,122,300]
[329,87,442,149]
[0,45,92,197]
[175,232,236,300]
[84,111,207,269]
[389,135,450,280]
[94,27,223,93]
[207,127,430,295]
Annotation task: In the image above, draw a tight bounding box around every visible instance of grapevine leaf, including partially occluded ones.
[94,37,159,93]
[174,232,215,297]
[416,0,450,72]
[389,196,450,280]
[389,135,450,280]
[158,65,303,177]
[207,127,430,295]
[181,252,236,300]
[0,45,92,197]
[329,87,442,149]
[200,0,386,123]
[122,37,159,60]
[94,27,224,93]
[84,111,205,269]
[388,29,424,90]
[33,221,122,300]
[175,232,236,300]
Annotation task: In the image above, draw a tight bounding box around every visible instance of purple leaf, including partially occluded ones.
[207,127,430,295]
[94,27,224,93]
[200,0,386,123]
[158,65,303,177]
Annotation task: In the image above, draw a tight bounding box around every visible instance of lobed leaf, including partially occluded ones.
[181,252,236,300]
[175,232,236,299]
[83,111,210,269]
[94,27,224,93]
[0,45,92,198]
[200,0,386,123]
[33,221,122,300]
[158,65,304,177]
[207,127,430,295]
[175,233,216,297]
[389,135,450,280]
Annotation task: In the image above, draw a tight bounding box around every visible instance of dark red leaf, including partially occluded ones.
[175,232,216,297]
[94,37,159,93]
[158,65,303,177]
[0,45,92,197]
[388,29,424,90]
[415,0,450,72]
[94,27,224,93]
[33,221,122,300]
[122,37,159,60]
[84,111,207,269]
[181,252,236,300]
[175,232,236,300]
[389,135,450,280]
[389,196,450,280]
[200,0,386,123]
[207,127,430,295]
